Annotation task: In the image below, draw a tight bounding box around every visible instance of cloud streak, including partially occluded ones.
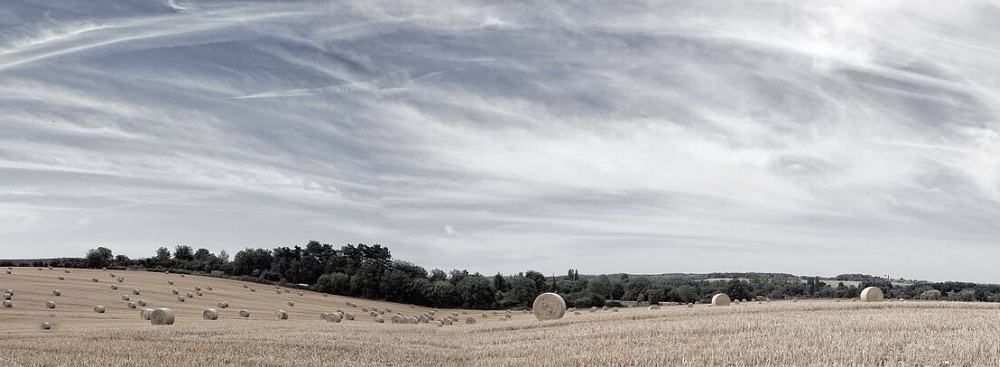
[1,0,999,282]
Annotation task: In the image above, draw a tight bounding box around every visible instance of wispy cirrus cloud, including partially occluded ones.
[1,0,998,282]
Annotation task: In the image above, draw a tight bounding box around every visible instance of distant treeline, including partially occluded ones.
[4,243,1000,308]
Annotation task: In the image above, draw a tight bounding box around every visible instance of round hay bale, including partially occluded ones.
[345,313,355,321]
[391,314,403,323]
[320,312,329,320]
[46,301,56,309]
[92,278,99,282]
[133,289,140,295]
[207,286,212,291]
[250,288,256,292]
[138,299,146,306]
[117,277,124,283]
[434,320,443,327]
[648,304,660,310]
[172,289,179,295]
[58,276,64,280]
[613,307,619,312]
[110,273,115,278]
[197,291,203,297]
[482,313,488,318]
[186,292,194,298]
[128,302,137,309]
[218,301,229,309]
[239,309,250,318]
[369,311,377,317]
[2,293,10,300]
[712,293,731,306]
[203,309,219,320]
[41,322,51,330]
[276,290,281,295]
[180,274,185,277]
[110,285,118,290]
[242,284,247,289]
[362,307,368,312]
[195,286,201,292]
[861,287,884,302]
[140,308,153,320]
[275,310,289,320]
[466,317,477,324]
[65,270,70,274]
[177,296,185,302]
[573,311,581,315]
[602,306,608,310]
[2,300,10,308]
[94,306,106,313]
[151,308,175,325]
[298,292,304,296]
[168,280,174,285]
[504,314,511,319]
[330,312,343,323]
[52,290,61,296]
[442,318,453,325]
[532,293,567,321]
[374,316,384,323]
[122,295,130,301]
[287,301,295,307]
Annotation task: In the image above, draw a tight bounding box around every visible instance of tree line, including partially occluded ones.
[5,242,1000,308]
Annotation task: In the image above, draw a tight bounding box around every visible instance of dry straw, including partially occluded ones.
[861,287,884,302]
[151,308,175,325]
[532,293,567,321]
[712,294,731,307]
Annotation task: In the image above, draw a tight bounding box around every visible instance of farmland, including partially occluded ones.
[3,267,1000,366]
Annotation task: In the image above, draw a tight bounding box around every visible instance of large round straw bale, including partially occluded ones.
[391,314,403,323]
[276,290,281,295]
[374,316,384,323]
[64,270,70,273]
[203,309,219,320]
[195,286,202,292]
[128,302,137,309]
[320,312,329,320]
[648,304,660,310]
[275,310,289,320]
[239,309,250,318]
[2,293,10,300]
[94,306,106,313]
[186,292,194,298]
[250,288,256,292]
[482,313,488,318]
[52,290,61,296]
[362,307,368,312]
[138,299,146,306]
[466,317,476,324]
[532,293,567,321]
[46,301,56,309]
[168,280,174,285]
[110,273,115,278]
[287,301,295,306]
[151,308,175,325]
[122,295,130,301]
[613,307,619,312]
[242,284,247,289]
[2,300,10,308]
[218,301,229,309]
[298,291,304,296]
[92,278,99,282]
[573,311,581,315]
[117,277,124,283]
[177,296,185,302]
[58,276,64,280]
[172,289,179,295]
[197,291,203,297]
[140,308,154,320]
[133,289,141,295]
[369,311,377,317]
[110,285,118,290]
[5,270,9,274]
[861,287,884,302]
[435,320,443,327]
[330,312,343,323]
[41,322,51,330]
[207,286,212,291]
[712,293,731,306]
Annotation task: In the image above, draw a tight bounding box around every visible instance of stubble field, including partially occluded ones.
[2,267,998,366]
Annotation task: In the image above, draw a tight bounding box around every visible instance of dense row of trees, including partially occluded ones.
[7,242,1000,308]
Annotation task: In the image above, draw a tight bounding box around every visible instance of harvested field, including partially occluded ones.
[2,267,999,366]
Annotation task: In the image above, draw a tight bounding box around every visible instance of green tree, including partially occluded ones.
[85,247,113,268]
[174,245,194,261]
[588,274,613,299]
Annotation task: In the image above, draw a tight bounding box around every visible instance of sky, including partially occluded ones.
[1,0,999,282]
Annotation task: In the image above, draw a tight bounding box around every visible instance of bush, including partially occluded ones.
[316,273,350,294]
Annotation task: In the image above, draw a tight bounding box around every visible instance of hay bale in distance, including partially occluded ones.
[92,278,99,282]
[466,317,476,324]
[218,301,229,309]
[52,289,61,296]
[151,308,175,325]
[861,287,884,302]
[239,309,250,318]
[2,293,10,300]
[140,308,154,320]
[287,301,295,307]
[2,300,10,308]
[128,302,137,309]
[374,316,384,323]
[648,304,660,310]
[345,313,355,321]
[111,285,118,290]
[172,289,179,295]
[122,295,130,301]
[329,312,343,323]
[133,289,141,295]
[203,309,219,320]
[138,299,146,306]
[41,322,51,330]
[712,293,731,306]
[275,310,289,320]
[177,296,185,302]
[58,276,64,280]
[532,292,567,321]
[94,306,106,313]
[46,301,56,309]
